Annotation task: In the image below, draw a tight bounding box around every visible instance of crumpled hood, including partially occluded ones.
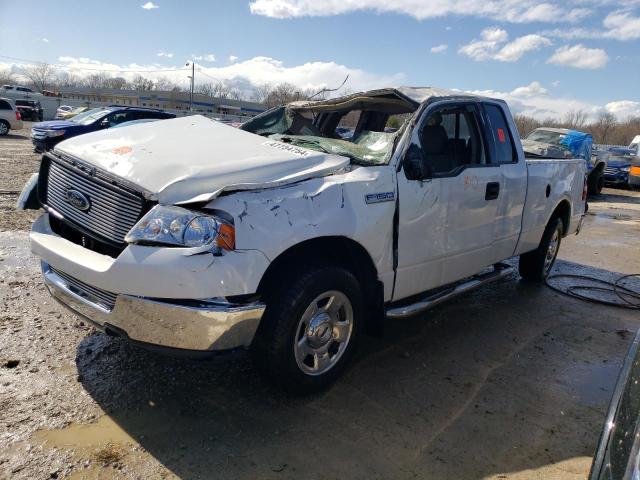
[54,115,350,205]
[606,157,631,168]
[521,139,571,158]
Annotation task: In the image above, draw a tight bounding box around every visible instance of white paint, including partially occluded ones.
[30,89,587,310]
[54,115,350,204]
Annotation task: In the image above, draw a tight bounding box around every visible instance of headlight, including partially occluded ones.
[45,129,66,137]
[621,167,630,172]
[125,205,235,251]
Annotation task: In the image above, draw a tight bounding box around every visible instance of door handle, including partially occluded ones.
[485,182,500,200]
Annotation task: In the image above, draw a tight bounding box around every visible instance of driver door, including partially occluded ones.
[394,101,500,300]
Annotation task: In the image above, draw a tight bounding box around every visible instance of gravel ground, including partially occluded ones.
[0,122,42,231]
[1,129,639,480]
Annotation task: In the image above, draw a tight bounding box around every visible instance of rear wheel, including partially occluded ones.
[588,169,604,195]
[252,265,363,394]
[0,120,9,136]
[519,217,564,282]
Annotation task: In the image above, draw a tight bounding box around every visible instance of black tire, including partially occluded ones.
[252,265,363,394]
[588,169,604,195]
[519,217,564,282]
[0,120,9,136]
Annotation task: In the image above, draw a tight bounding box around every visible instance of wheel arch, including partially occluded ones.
[257,236,385,335]
[549,198,571,236]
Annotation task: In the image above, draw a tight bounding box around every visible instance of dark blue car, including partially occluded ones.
[603,155,632,187]
[31,105,175,152]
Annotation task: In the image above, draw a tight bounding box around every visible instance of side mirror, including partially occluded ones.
[404,144,432,180]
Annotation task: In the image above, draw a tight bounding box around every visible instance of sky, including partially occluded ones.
[0,0,639,119]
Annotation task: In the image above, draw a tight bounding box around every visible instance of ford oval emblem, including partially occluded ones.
[65,189,91,211]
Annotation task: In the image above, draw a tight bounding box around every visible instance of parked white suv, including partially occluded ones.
[0,97,23,135]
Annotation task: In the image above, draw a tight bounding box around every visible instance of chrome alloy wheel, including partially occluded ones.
[544,228,560,275]
[293,290,354,376]
[0,123,7,135]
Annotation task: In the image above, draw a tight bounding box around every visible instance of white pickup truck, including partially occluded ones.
[20,87,587,392]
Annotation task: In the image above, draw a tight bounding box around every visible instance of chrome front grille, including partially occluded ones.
[604,167,620,175]
[49,266,117,311]
[45,159,145,244]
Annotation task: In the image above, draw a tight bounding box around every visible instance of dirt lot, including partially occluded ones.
[1,124,639,480]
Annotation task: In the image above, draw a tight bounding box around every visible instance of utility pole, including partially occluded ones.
[186,61,195,111]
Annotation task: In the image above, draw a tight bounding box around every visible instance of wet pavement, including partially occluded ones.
[1,125,639,480]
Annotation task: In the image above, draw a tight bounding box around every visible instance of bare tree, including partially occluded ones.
[55,71,83,88]
[562,110,589,130]
[82,72,110,89]
[262,82,309,108]
[103,76,129,90]
[513,114,542,137]
[593,112,617,144]
[0,68,15,86]
[154,76,182,92]
[23,63,56,92]
[131,75,154,91]
[197,81,235,99]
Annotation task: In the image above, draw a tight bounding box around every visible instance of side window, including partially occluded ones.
[418,105,484,176]
[0,100,12,110]
[105,111,134,126]
[484,104,516,164]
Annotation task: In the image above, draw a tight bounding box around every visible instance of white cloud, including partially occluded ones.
[430,44,448,54]
[141,1,159,9]
[605,100,640,118]
[551,80,560,87]
[469,81,639,120]
[28,55,403,97]
[542,10,640,41]
[156,52,174,58]
[42,38,49,43]
[229,55,239,63]
[494,34,552,61]
[547,44,608,69]
[249,0,592,23]
[482,26,508,43]
[469,81,601,119]
[190,54,215,62]
[602,10,640,40]
[458,27,508,61]
[459,28,551,62]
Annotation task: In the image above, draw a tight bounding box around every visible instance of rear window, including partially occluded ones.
[484,104,516,164]
[0,100,12,110]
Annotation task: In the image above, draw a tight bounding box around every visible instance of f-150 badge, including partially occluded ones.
[365,192,395,204]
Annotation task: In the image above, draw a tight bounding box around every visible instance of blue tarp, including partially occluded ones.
[559,130,593,161]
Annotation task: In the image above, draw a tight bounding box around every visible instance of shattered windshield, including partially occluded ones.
[241,94,415,165]
[270,131,395,165]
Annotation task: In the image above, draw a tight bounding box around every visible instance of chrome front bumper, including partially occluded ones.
[42,262,265,352]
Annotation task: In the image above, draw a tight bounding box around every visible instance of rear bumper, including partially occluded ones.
[42,261,265,352]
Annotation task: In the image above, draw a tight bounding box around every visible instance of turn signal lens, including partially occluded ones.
[216,223,235,251]
[630,166,640,176]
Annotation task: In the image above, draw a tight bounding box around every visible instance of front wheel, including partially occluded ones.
[252,265,363,394]
[519,217,564,282]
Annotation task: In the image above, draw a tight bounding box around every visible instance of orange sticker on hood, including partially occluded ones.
[112,146,132,155]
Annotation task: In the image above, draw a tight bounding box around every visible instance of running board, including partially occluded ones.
[385,263,515,319]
